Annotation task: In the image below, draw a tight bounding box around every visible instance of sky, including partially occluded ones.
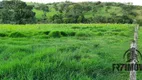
[0,0,142,5]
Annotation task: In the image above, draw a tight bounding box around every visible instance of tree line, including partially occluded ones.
[0,0,140,24]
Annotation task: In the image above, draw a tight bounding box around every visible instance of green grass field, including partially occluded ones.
[0,24,141,80]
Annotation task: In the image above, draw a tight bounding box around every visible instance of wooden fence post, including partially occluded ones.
[130,25,139,80]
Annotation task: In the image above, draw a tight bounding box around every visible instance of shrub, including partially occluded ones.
[97,29,107,32]
[96,32,104,36]
[60,31,68,36]
[67,32,76,36]
[113,32,119,35]
[43,31,50,35]
[0,33,7,37]
[72,54,82,61]
[93,44,100,48]
[112,29,122,32]
[119,32,128,37]
[48,31,62,38]
[72,26,81,29]
[9,32,26,38]
[76,32,91,37]
[33,35,49,39]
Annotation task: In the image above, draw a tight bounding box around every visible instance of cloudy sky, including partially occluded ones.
[0,0,142,5]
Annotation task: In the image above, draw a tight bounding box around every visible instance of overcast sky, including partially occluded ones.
[0,0,142,5]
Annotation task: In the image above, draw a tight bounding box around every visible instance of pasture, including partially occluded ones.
[0,24,141,80]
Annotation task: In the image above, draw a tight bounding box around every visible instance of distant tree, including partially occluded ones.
[77,15,85,23]
[64,4,84,23]
[58,3,65,13]
[92,6,98,12]
[51,14,63,23]
[40,5,49,23]
[0,2,3,9]
[83,6,92,11]
[40,5,49,12]
[95,1,101,5]
[53,3,58,11]
[34,4,49,22]
[0,9,2,23]
[1,0,35,24]
[63,18,70,23]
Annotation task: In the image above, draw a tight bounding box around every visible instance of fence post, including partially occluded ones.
[130,25,139,80]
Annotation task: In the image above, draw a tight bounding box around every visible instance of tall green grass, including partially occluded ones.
[0,24,136,80]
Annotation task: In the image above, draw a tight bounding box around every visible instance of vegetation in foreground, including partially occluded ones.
[0,24,139,80]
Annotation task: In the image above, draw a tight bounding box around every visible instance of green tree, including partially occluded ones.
[77,15,85,23]
[1,0,35,24]
[51,14,63,23]
[64,4,84,23]
[40,4,49,23]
